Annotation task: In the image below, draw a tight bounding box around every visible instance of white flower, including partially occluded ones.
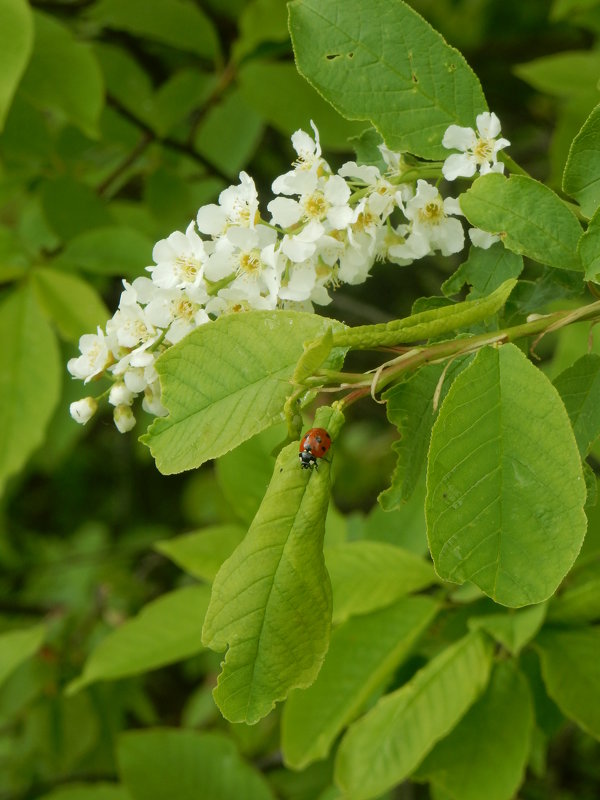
[142,381,168,417]
[114,404,136,433]
[196,172,259,236]
[272,122,326,196]
[148,222,207,289]
[67,328,111,383]
[109,382,134,407]
[396,180,464,257]
[70,397,97,425]
[469,227,500,249]
[442,112,510,181]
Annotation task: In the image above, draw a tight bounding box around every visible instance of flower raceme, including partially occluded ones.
[67,113,510,431]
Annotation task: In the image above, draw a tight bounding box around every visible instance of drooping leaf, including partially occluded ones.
[142,311,345,475]
[118,729,275,800]
[66,586,210,694]
[289,0,486,159]
[553,353,600,455]
[89,0,220,60]
[335,631,493,800]
[468,603,547,655]
[325,541,437,624]
[32,267,109,342]
[154,525,246,583]
[202,406,343,724]
[426,344,587,607]
[0,284,61,494]
[0,624,45,688]
[416,661,533,800]
[442,243,524,299]
[563,102,600,218]
[536,627,600,739]
[460,174,583,272]
[0,0,33,131]
[20,11,104,138]
[282,596,438,769]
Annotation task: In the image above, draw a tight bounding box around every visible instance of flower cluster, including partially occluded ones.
[68,114,509,431]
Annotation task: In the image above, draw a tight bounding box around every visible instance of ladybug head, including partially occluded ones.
[299,448,318,469]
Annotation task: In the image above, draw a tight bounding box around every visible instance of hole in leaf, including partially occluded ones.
[325,53,342,61]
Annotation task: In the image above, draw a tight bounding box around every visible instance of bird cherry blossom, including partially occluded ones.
[442,112,510,181]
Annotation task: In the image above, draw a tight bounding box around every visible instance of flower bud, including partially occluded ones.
[113,405,136,433]
[69,397,98,425]
[108,381,134,407]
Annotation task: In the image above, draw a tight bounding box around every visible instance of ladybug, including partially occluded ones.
[299,427,332,469]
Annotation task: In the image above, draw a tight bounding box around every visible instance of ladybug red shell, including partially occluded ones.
[299,428,332,469]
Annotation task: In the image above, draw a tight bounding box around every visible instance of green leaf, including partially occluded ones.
[536,627,600,739]
[34,786,131,800]
[32,267,109,342]
[233,0,289,62]
[0,624,45,688]
[563,103,600,218]
[380,357,470,507]
[0,0,33,131]
[460,174,583,272]
[194,88,263,178]
[335,631,493,800]
[89,0,220,60]
[215,425,287,526]
[332,278,516,349]
[202,406,343,724]
[325,541,437,624]
[20,12,104,138]
[426,344,587,607]
[553,353,600,456]
[118,729,275,800]
[66,586,210,695]
[0,284,60,494]
[238,61,365,151]
[468,603,547,655]
[154,525,246,583]
[416,661,533,800]
[60,226,153,278]
[442,243,524,299]
[289,0,486,159]
[40,177,112,241]
[514,51,600,99]
[548,575,600,624]
[282,596,438,769]
[578,205,600,283]
[152,70,217,138]
[142,311,345,475]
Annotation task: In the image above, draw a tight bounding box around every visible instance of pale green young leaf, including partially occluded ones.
[32,267,109,342]
[578,206,600,283]
[89,0,220,60]
[563,103,600,218]
[66,585,210,695]
[332,278,516,350]
[60,227,153,278]
[325,541,437,624]
[426,344,586,607]
[0,0,33,131]
[536,627,600,739]
[118,729,274,800]
[289,0,486,159]
[282,596,438,769]
[442,243,524,299]
[0,284,60,494]
[202,406,344,724]
[238,62,365,151]
[468,603,547,655]
[0,624,45,688]
[20,12,104,138]
[335,631,493,800]
[416,661,533,800]
[34,786,131,800]
[460,174,583,272]
[380,357,470,507]
[154,525,246,583]
[553,354,600,455]
[142,311,345,475]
